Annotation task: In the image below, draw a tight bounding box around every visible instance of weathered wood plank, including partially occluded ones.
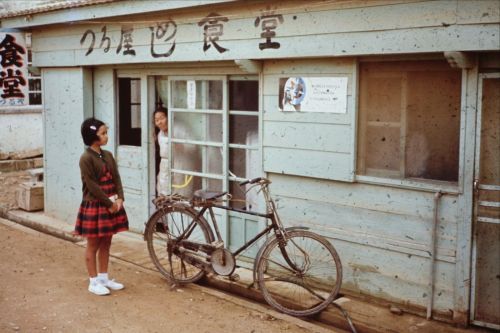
[269,173,461,222]
[263,147,354,181]
[263,121,352,153]
[336,239,455,310]
[276,196,457,255]
[33,24,500,66]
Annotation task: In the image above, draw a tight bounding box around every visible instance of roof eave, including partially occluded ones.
[0,0,236,29]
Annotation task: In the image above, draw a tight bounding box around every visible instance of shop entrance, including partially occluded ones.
[471,73,500,329]
[148,75,264,258]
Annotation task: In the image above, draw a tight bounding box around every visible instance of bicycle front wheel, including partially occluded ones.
[145,205,213,284]
[256,230,342,316]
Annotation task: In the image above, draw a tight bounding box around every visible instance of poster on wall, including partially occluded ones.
[278,77,348,113]
[0,32,29,107]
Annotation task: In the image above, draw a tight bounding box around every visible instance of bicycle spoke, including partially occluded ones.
[257,230,342,316]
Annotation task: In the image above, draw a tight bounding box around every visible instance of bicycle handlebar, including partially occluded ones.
[239,177,269,186]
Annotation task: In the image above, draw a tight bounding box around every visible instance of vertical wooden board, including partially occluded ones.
[42,68,88,223]
[93,67,116,151]
[121,191,146,233]
[228,214,245,252]
[116,145,145,230]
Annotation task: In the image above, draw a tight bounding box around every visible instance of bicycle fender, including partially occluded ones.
[252,226,309,283]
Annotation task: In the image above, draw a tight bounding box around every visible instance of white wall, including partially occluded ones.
[0,110,43,154]
[42,67,92,222]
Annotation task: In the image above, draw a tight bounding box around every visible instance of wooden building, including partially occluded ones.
[1,0,498,328]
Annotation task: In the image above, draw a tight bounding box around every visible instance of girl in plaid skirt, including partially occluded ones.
[75,118,129,295]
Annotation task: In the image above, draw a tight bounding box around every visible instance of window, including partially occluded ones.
[118,77,141,146]
[156,76,260,207]
[27,50,42,105]
[357,60,461,183]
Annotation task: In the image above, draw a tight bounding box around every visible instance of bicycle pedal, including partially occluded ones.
[211,240,224,249]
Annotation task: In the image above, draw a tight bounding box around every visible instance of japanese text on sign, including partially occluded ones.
[79,8,285,59]
[0,33,28,106]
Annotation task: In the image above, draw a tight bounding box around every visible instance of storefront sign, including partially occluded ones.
[0,32,28,107]
[279,77,348,113]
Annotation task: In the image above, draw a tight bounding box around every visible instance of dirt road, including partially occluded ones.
[0,219,313,333]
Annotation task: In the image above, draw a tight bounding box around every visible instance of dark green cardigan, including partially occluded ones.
[79,148,124,208]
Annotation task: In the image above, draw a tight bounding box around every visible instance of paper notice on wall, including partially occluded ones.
[0,32,29,107]
[279,77,348,113]
[187,80,196,109]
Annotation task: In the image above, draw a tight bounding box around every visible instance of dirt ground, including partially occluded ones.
[0,169,320,333]
[0,170,31,209]
[0,219,315,333]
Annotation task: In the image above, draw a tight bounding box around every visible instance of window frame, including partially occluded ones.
[116,75,142,147]
[354,58,465,194]
[166,75,260,194]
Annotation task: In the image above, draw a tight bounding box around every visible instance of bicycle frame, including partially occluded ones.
[172,181,300,272]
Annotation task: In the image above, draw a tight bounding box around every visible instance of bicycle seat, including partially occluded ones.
[193,190,227,201]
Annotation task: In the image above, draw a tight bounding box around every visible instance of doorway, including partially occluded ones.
[471,73,500,329]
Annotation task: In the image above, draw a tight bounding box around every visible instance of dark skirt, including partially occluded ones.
[74,200,129,238]
[74,163,129,238]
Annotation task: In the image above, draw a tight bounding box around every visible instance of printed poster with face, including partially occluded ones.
[0,32,29,107]
[279,77,348,113]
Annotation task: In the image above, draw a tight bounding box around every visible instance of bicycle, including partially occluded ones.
[144,177,342,317]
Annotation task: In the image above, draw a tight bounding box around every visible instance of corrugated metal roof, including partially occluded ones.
[0,0,119,19]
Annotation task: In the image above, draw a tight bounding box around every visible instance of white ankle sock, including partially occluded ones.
[89,277,99,284]
[98,273,109,281]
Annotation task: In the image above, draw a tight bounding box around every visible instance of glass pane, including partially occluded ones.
[229,180,265,213]
[364,126,400,176]
[171,173,202,198]
[230,115,258,145]
[171,80,223,110]
[358,61,461,182]
[173,113,222,142]
[172,144,222,175]
[29,93,42,105]
[229,80,258,111]
[130,79,141,104]
[405,70,460,181]
[365,77,401,123]
[131,105,141,129]
[172,81,187,108]
[29,78,41,91]
[198,80,222,110]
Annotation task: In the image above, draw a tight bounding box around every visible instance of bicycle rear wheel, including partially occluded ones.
[145,206,213,284]
[256,230,342,316]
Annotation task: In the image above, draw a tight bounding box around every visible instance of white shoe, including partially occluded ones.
[99,278,124,290]
[88,282,110,296]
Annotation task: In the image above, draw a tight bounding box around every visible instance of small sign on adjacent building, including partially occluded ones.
[0,32,29,107]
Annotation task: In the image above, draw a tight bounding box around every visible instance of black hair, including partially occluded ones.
[81,117,105,146]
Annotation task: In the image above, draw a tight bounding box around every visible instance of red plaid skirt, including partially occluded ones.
[74,164,129,238]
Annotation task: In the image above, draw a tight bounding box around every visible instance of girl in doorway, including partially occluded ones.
[153,107,169,196]
[75,118,129,296]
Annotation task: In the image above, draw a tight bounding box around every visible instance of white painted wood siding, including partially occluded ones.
[31,0,500,67]
[262,58,356,181]
[269,173,459,313]
[43,67,92,222]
